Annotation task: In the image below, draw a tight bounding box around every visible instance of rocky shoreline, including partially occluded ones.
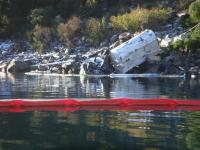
[0,17,200,78]
[0,39,199,79]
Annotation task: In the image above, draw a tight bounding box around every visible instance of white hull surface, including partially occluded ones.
[110,30,160,73]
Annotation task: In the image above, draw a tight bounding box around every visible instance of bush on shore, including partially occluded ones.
[83,17,109,46]
[110,7,172,32]
[57,16,81,47]
[28,7,55,27]
[173,0,200,53]
[172,24,200,53]
[27,25,54,54]
[189,0,200,23]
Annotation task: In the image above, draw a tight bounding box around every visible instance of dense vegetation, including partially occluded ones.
[0,0,199,52]
[173,0,200,54]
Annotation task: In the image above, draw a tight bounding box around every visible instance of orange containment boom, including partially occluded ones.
[0,98,200,112]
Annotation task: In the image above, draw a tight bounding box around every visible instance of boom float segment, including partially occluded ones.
[0,99,200,112]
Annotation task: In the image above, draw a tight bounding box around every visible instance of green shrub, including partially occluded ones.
[188,24,200,50]
[190,24,200,40]
[57,16,81,47]
[172,40,185,51]
[28,6,55,27]
[110,7,171,32]
[83,17,108,46]
[189,0,200,23]
[172,24,200,52]
[27,25,54,53]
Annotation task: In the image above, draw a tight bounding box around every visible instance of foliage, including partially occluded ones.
[172,24,200,52]
[27,25,54,53]
[57,16,81,47]
[172,40,185,51]
[189,0,200,23]
[190,24,200,40]
[83,17,109,46]
[110,7,171,32]
[28,7,55,27]
[0,0,199,52]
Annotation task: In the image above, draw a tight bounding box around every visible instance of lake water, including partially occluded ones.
[0,73,200,150]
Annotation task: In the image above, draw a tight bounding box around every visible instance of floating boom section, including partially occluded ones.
[0,99,200,112]
[110,30,160,73]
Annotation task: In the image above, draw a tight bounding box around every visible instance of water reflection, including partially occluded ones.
[0,110,199,150]
[0,73,200,99]
[1,73,200,150]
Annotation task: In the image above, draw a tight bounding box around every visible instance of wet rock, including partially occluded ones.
[68,62,80,74]
[100,40,108,47]
[7,59,31,73]
[63,48,70,54]
[100,54,114,74]
[61,59,80,74]
[86,62,97,74]
[188,66,200,79]
[160,35,173,48]
[118,32,132,43]
[50,66,60,73]
[79,56,106,75]
[109,41,120,49]
[177,10,188,18]
[81,61,103,75]
[37,65,49,71]
[52,52,61,59]
[0,41,13,51]
[110,34,118,43]
[159,54,185,75]
[1,50,9,56]
[62,62,72,74]
[48,56,56,63]
[42,59,49,64]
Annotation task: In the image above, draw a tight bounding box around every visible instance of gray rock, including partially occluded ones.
[119,32,131,43]
[52,52,61,59]
[177,10,188,18]
[64,48,70,54]
[110,34,118,43]
[109,41,120,49]
[50,66,60,73]
[160,35,173,47]
[61,59,80,74]
[42,59,49,64]
[100,40,108,47]
[37,65,49,71]
[7,59,31,73]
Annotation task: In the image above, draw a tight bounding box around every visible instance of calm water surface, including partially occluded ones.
[0,73,200,150]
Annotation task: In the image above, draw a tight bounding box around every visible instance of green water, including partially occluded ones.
[0,73,200,150]
[0,110,200,150]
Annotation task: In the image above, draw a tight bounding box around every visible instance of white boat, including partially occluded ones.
[110,30,160,73]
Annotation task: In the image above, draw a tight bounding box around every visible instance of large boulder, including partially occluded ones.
[61,60,80,74]
[7,59,31,73]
